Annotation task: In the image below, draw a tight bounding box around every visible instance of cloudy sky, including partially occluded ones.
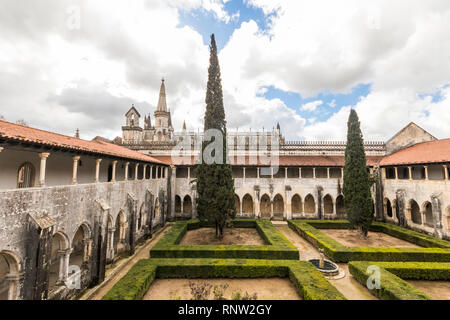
[1,0,449,141]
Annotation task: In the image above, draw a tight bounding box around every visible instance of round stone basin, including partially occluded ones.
[308,259,340,277]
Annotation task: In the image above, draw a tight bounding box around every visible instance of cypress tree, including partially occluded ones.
[343,109,374,237]
[195,34,235,240]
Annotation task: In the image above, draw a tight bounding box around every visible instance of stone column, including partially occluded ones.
[271,167,274,179]
[135,163,139,181]
[5,274,21,300]
[71,156,80,185]
[187,167,191,180]
[424,166,429,180]
[143,165,147,180]
[82,239,92,268]
[381,167,387,180]
[327,168,330,179]
[124,162,130,181]
[257,167,260,180]
[444,165,448,180]
[394,167,398,180]
[111,160,117,182]
[38,152,50,187]
[150,165,153,179]
[57,249,72,284]
[243,167,246,181]
[408,166,413,181]
[313,168,316,179]
[285,167,288,180]
[299,167,302,179]
[94,159,102,183]
[341,167,344,178]
[106,228,115,261]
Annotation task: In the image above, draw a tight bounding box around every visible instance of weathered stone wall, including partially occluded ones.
[386,123,436,155]
[0,178,168,299]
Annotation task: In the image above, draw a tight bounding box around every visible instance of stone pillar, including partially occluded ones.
[285,167,288,180]
[257,167,260,180]
[5,274,21,300]
[106,228,115,261]
[313,168,316,179]
[135,163,139,181]
[82,239,91,266]
[327,168,330,179]
[71,156,80,185]
[341,167,344,178]
[394,167,398,180]
[111,160,117,182]
[150,165,153,179]
[143,165,147,180]
[444,165,448,180]
[408,166,413,181]
[381,167,386,179]
[188,167,191,180]
[57,249,72,284]
[243,167,246,181]
[299,167,302,179]
[124,162,130,181]
[424,166,429,180]
[94,158,102,183]
[38,153,50,187]
[271,167,274,179]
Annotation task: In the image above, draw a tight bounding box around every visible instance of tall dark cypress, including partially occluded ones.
[195,34,235,239]
[343,109,374,237]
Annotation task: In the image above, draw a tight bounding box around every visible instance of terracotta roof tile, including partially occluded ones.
[0,120,168,165]
[380,138,450,166]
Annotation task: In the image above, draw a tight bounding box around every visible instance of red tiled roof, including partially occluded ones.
[153,155,382,167]
[380,138,450,166]
[0,120,168,165]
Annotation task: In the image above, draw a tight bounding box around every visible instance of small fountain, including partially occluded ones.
[308,249,340,277]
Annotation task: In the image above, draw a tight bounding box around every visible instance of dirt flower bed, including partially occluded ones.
[179,227,265,245]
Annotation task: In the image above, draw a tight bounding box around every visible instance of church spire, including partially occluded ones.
[156,78,167,112]
[182,120,186,131]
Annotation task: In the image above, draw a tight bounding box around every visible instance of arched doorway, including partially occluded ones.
[175,195,181,213]
[291,194,302,214]
[0,251,21,300]
[410,200,421,225]
[49,232,70,290]
[385,199,393,218]
[17,162,35,188]
[242,194,253,214]
[336,195,345,218]
[235,195,241,214]
[323,195,333,214]
[114,211,127,254]
[183,195,192,214]
[273,194,284,219]
[69,224,91,270]
[304,194,315,214]
[260,194,271,219]
[424,202,433,227]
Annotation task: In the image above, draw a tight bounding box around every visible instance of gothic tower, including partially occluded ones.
[154,79,173,141]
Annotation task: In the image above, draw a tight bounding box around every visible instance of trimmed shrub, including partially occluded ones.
[151,219,299,260]
[103,258,346,300]
[288,220,450,263]
[348,261,438,300]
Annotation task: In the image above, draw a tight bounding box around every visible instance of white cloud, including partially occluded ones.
[301,100,323,112]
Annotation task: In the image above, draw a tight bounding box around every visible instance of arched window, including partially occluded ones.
[304,194,315,214]
[183,196,192,214]
[17,162,35,188]
[323,195,333,214]
[273,194,284,219]
[410,200,421,225]
[242,194,253,214]
[291,194,303,214]
[260,194,271,218]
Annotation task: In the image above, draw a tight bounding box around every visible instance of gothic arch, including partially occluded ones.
[49,231,70,289]
[242,194,253,214]
[304,194,316,214]
[423,201,433,227]
[114,210,127,253]
[175,195,182,213]
[235,194,241,214]
[260,194,271,218]
[409,200,421,225]
[69,223,91,270]
[273,194,284,219]
[0,251,22,300]
[336,195,345,217]
[291,194,302,214]
[183,195,192,214]
[17,162,35,188]
[323,194,334,214]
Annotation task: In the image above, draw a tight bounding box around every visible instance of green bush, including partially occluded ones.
[348,261,438,300]
[288,220,450,263]
[151,219,299,260]
[102,259,157,300]
[360,261,450,281]
[103,258,346,300]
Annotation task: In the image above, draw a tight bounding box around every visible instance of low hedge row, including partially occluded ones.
[150,219,299,260]
[348,261,450,300]
[288,220,450,263]
[103,258,346,300]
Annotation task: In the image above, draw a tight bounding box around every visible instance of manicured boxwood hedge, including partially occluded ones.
[348,261,450,300]
[103,258,346,300]
[288,220,450,263]
[150,219,299,260]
